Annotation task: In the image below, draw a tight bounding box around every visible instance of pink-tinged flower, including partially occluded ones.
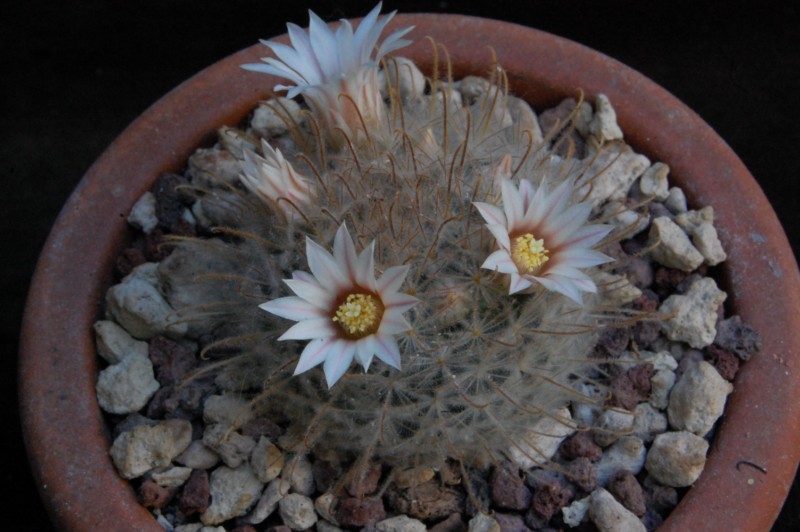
[261,224,418,387]
[474,178,613,304]
[241,3,413,144]
[240,140,313,219]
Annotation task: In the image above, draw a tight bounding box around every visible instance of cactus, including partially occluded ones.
[168,4,630,476]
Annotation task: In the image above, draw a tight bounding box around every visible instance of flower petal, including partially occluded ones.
[508,272,533,294]
[284,277,335,310]
[377,264,410,294]
[473,202,506,227]
[322,340,356,387]
[486,223,511,251]
[306,237,349,291]
[333,223,359,281]
[278,317,336,340]
[260,296,325,321]
[372,333,402,370]
[378,311,412,335]
[294,338,334,375]
[481,249,518,275]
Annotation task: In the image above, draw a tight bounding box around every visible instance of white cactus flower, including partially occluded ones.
[240,140,313,219]
[261,224,418,387]
[242,3,414,144]
[474,177,613,304]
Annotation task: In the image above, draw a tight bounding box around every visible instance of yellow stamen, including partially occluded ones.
[512,233,550,273]
[332,293,383,337]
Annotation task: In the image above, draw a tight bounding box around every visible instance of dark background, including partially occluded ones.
[4,1,798,529]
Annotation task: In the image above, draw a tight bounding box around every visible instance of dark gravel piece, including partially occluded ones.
[705,344,740,381]
[429,513,467,532]
[565,457,599,493]
[139,478,176,509]
[388,480,465,521]
[531,481,573,521]
[560,431,603,462]
[714,315,762,361]
[490,463,532,511]
[336,497,386,527]
[607,471,646,516]
[178,469,210,516]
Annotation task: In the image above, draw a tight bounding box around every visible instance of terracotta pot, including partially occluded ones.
[19,13,800,531]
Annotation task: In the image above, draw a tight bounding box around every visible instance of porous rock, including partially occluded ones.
[690,222,727,266]
[375,514,427,532]
[490,463,531,511]
[585,144,650,208]
[244,478,290,524]
[467,513,501,532]
[383,56,426,99]
[187,146,242,187]
[647,217,704,271]
[175,440,220,469]
[631,403,668,443]
[109,419,192,479]
[96,352,160,414]
[202,423,256,468]
[203,394,254,427]
[589,488,646,532]
[664,187,688,213]
[660,277,727,349]
[595,436,646,486]
[105,272,188,339]
[588,94,624,142]
[714,315,762,361]
[284,454,315,495]
[250,436,284,483]
[128,191,159,234]
[508,406,575,469]
[279,493,317,530]
[201,464,264,525]
[151,466,193,487]
[667,360,733,436]
[94,319,149,364]
[649,369,676,410]
[562,496,590,527]
[639,162,670,201]
[250,97,302,137]
[645,431,709,487]
[593,408,635,447]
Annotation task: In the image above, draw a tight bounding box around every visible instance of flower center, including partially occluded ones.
[511,233,550,273]
[332,293,384,338]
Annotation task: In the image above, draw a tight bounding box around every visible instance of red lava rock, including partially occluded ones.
[139,478,176,509]
[335,497,386,528]
[388,480,465,520]
[560,431,603,462]
[152,172,192,229]
[607,471,646,516]
[609,363,653,410]
[116,247,147,278]
[240,416,284,441]
[531,481,573,521]
[644,479,679,514]
[179,469,210,516]
[464,471,490,516]
[346,462,382,497]
[714,315,762,361]
[490,463,532,511]
[593,327,631,358]
[149,335,197,386]
[429,512,467,532]
[144,228,173,262]
[706,344,740,381]
[565,457,599,493]
[676,349,704,379]
[312,459,343,494]
[232,526,259,532]
[653,267,689,297]
[538,98,586,158]
[494,512,533,531]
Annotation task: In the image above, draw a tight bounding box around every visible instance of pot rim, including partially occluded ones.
[19,12,800,531]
